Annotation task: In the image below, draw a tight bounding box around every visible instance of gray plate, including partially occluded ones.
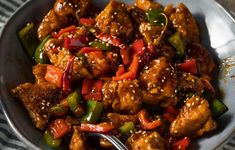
[0,0,235,149]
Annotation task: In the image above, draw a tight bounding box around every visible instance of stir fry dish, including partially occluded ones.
[12,0,228,149]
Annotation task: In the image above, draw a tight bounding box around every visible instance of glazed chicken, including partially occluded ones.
[38,0,91,40]
[102,80,142,114]
[187,43,216,79]
[128,6,147,39]
[177,72,204,96]
[139,57,178,106]
[135,0,162,12]
[69,127,87,150]
[85,51,110,77]
[139,22,163,44]
[127,131,166,150]
[169,3,200,44]
[170,96,217,137]
[95,0,133,40]
[11,65,61,130]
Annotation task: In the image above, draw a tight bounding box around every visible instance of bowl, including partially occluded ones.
[0,0,235,149]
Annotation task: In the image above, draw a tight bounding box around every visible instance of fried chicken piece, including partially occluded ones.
[135,0,162,12]
[69,126,87,150]
[95,0,133,39]
[187,43,216,79]
[139,22,163,44]
[38,0,91,40]
[85,51,110,77]
[127,131,166,150]
[11,82,60,130]
[45,48,92,80]
[139,57,178,106]
[170,96,216,137]
[169,3,199,44]
[102,80,142,114]
[177,72,204,96]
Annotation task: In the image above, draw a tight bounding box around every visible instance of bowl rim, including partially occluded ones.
[0,0,235,150]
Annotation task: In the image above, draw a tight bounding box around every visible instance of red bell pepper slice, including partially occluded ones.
[113,54,139,81]
[84,92,102,101]
[81,79,103,95]
[63,37,87,51]
[165,105,179,116]
[173,137,190,150]
[82,79,103,100]
[93,80,103,92]
[82,79,95,95]
[80,122,115,133]
[112,72,134,81]
[120,47,131,65]
[45,65,64,88]
[49,119,70,139]
[52,25,76,38]
[131,39,145,55]
[116,65,125,77]
[96,33,124,48]
[62,56,75,93]
[178,58,197,74]
[163,112,176,122]
[79,47,102,54]
[128,54,139,74]
[138,110,162,130]
[80,18,96,26]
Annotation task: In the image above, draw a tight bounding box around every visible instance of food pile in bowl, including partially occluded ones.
[11,0,228,149]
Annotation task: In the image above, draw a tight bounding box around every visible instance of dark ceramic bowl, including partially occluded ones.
[0,0,235,149]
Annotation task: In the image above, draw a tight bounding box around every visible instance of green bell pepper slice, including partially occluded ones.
[210,99,228,118]
[168,32,185,57]
[67,90,82,112]
[34,35,51,64]
[119,122,135,135]
[18,23,40,59]
[146,9,166,26]
[82,100,103,123]
[89,40,113,51]
[44,130,61,148]
[50,104,67,116]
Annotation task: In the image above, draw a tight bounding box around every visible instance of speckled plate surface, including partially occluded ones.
[0,0,235,149]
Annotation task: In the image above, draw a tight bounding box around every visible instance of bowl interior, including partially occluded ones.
[0,0,235,149]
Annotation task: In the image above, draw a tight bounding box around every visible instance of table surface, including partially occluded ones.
[0,0,235,150]
[217,0,235,15]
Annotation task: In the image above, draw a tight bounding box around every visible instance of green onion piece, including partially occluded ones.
[89,40,113,51]
[82,100,103,123]
[44,130,61,148]
[168,32,185,57]
[146,9,165,26]
[18,23,40,58]
[67,90,82,113]
[119,122,135,135]
[210,99,228,118]
[34,35,51,64]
